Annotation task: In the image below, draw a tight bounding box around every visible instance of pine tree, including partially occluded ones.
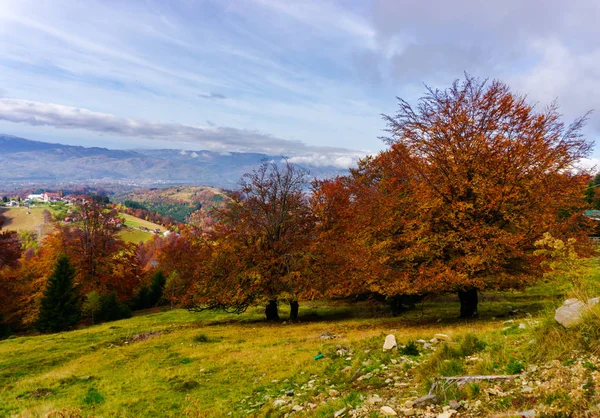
[37,254,80,333]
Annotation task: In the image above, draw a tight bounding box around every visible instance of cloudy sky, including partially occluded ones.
[0,0,598,167]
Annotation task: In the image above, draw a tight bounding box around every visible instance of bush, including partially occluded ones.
[506,359,525,374]
[193,333,210,343]
[83,387,104,405]
[400,340,420,356]
[96,293,132,323]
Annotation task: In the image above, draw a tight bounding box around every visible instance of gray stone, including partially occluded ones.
[413,394,439,407]
[383,334,397,350]
[555,298,599,328]
[285,389,294,396]
[273,399,287,407]
[434,333,451,342]
[449,400,461,410]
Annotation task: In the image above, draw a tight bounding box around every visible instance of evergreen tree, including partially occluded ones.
[148,270,166,307]
[37,254,80,333]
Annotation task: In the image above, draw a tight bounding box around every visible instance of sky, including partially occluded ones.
[0,0,599,168]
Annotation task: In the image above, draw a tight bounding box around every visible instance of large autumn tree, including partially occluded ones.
[0,215,21,336]
[316,75,592,318]
[190,161,314,320]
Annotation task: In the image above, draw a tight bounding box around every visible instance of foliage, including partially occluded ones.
[96,292,132,323]
[188,161,315,319]
[82,291,102,324]
[400,340,420,356]
[133,270,166,310]
[36,254,80,333]
[312,74,593,316]
[506,359,525,374]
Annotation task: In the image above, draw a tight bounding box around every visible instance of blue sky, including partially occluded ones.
[0,0,599,168]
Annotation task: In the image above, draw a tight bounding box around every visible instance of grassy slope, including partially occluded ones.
[117,213,166,244]
[120,213,166,232]
[0,275,576,418]
[0,207,53,235]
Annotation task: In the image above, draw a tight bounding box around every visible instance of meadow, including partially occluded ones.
[0,207,54,237]
[2,262,594,418]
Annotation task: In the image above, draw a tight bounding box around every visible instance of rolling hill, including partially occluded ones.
[0,135,346,189]
[116,186,228,224]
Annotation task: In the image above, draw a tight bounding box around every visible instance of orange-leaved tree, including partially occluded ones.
[380,75,593,317]
[314,75,593,318]
[0,215,22,335]
[193,160,314,320]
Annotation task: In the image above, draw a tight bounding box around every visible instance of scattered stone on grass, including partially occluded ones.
[380,405,398,416]
[413,394,439,408]
[433,333,451,342]
[554,297,599,328]
[334,407,347,417]
[383,334,397,350]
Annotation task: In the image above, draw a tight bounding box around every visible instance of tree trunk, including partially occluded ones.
[458,288,478,318]
[265,300,280,321]
[289,301,299,321]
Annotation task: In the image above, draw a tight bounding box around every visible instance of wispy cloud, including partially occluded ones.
[0,0,597,163]
[198,92,227,100]
[0,98,367,168]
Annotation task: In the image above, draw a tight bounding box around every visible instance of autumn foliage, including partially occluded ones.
[312,75,593,317]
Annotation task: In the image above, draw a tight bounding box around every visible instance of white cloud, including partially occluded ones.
[0,98,367,167]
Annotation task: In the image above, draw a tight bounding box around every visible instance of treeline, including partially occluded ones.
[0,76,595,336]
[118,200,178,228]
[120,199,202,224]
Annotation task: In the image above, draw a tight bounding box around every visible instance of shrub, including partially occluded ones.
[193,333,210,343]
[96,293,132,323]
[506,359,525,374]
[83,387,104,405]
[400,340,420,356]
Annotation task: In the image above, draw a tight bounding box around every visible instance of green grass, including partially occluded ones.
[2,259,600,417]
[118,227,155,244]
[120,213,166,232]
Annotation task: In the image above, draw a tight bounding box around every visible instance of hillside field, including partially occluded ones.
[120,213,167,232]
[3,264,598,418]
[116,186,228,224]
[0,207,55,237]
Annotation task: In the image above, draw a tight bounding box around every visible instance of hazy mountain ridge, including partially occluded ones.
[0,135,346,188]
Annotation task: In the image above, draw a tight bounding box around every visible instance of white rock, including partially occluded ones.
[329,389,340,397]
[383,334,397,350]
[380,406,398,416]
[519,323,527,329]
[437,412,455,418]
[273,399,287,407]
[434,333,451,342]
[334,407,347,417]
[555,298,599,327]
[367,395,383,404]
[292,405,303,411]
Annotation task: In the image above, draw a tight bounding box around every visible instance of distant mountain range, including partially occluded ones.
[0,135,346,189]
